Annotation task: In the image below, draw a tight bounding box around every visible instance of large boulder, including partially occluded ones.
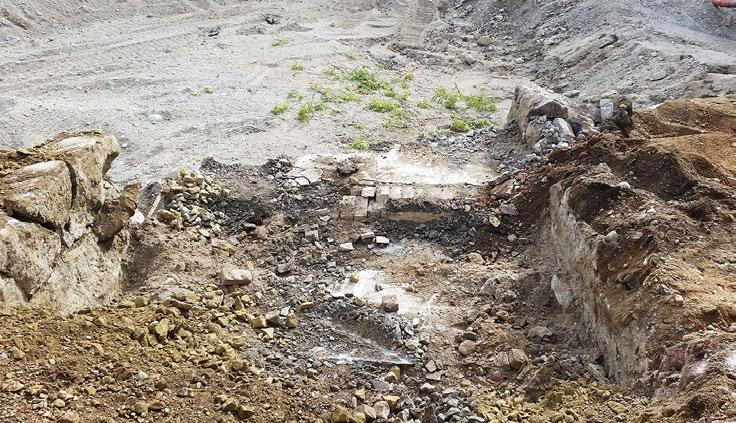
[1,160,72,229]
[507,84,570,145]
[0,213,62,297]
[43,132,119,239]
[0,130,135,312]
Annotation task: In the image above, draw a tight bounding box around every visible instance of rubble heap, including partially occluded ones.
[0,131,137,313]
[156,169,229,238]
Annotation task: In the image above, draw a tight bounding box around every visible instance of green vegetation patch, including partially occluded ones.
[347,137,372,150]
[368,99,400,113]
[270,102,289,115]
[298,101,325,122]
[345,66,388,93]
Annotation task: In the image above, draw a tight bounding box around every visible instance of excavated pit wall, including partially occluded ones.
[548,171,649,385]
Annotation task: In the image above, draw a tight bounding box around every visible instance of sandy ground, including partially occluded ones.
[0,0,518,184]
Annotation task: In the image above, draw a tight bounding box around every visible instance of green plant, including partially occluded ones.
[291,63,304,72]
[451,118,471,133]
[272,38,289,47]
[347,138,372,150]
[368,99,400,113]
[432,87,463,110]
[323,67,339,79]
[287,90,303,101]
[298,101,325,122]
[338,90,361,103]
[345,51,357,60]
[202,85,214,94]
[345,66,387,93]
[465,93,497,112]
[403,69,415,81]
[270,102,289,115]
[469,117,492,129]
[384,108,411,128]
[417,100,430,109]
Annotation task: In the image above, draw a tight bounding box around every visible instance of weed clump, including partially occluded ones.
[465,94,497,112]
[272,39,289,47]
[433,87,497,112]
[384,108,411,128]
[287,90,303,101]
[346,66,387,93]
[450,118,471,133]
[347,138,372,150]
[291,63,304,72]
[298,101,325,122]
[271,102,289,115]
[368,99,400,113]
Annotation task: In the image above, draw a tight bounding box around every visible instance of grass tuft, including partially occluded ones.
[291,63,304,72]
[384,108,411,128]
[367,99,400,113]
[450,118,471,133]
[270,102,289,115]
[298,101,325,122]
[272,39,290,47]
[347,138,372,150]
[345,66,387,93]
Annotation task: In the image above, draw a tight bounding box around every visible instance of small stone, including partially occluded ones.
[361,186,376,198]
[58,411,81,423]
[381,295,399,313]
[374,401,390,419]
[477,35,492,46]
[249,315,267,329]
[338,242,354,252]
[358,404,376,421]
[286,313,298,328]
[509,348,529,370]
[52,398,66,408]
[384,366,401,383]
[147,113,163,124]
[331,405,352,423]
[219,265,253,286]
[461,53,475,65]
[375,236,390,246]
[499,204,518,215]
[383,395,400,410]
[458,340,475,357]
[467,252,484,264]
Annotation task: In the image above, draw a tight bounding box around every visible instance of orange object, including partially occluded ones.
[713,0,736,7]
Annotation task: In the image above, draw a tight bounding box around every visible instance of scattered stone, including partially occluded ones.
[477,35,492,46]
[361,186,376,198]
[338,242,354,252]
[458,340,476,357]
[358,404,376,421]
[331,405,352,423]
[375,236,390,246]
[467,252,484,264]
[508,348,529,370]
[374,401,390,419]
[219,265,253,286]
[381,295,399,313]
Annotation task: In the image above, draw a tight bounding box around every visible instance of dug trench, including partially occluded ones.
[1,93,735,423]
